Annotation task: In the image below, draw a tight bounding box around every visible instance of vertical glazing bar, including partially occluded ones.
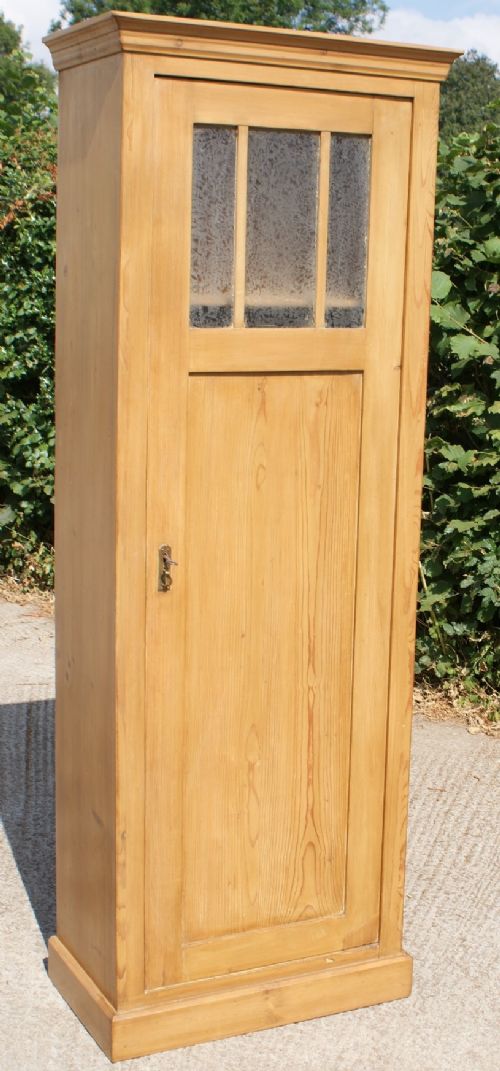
[315,131,331,328]
[234,125,248,328]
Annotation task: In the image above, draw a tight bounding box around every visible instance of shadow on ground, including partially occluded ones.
[0,699,55,943]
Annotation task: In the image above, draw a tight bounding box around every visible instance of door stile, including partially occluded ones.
[144,80,192,991]
[115,54,157,1005]
[379,83,440,954]
[344,99,411,943]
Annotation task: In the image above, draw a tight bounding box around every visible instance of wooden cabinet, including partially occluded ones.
[45,13,458,1061]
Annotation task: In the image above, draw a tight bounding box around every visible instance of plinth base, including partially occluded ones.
[48,936,413,1061]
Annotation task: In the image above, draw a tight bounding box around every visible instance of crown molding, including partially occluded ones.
[44,12,461,81]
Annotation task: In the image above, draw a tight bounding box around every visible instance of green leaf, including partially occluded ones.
[430,302,470,329]
[481,236,500,262]
[449,334,481,360]
[0,504,15,527]
[439,443,475,464]
[431,270,452,300]
[451,155,475,173]
[445,519,477,533]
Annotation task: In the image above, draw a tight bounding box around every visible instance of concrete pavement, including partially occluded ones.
[0,598,498,1070]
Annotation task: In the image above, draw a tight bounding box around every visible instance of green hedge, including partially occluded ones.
[417,124,499,692]
[0,49,56,586]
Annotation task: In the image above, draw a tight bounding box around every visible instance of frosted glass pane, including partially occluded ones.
[190,126,236,327]
[326,136,371,328]
[245,130,319,328]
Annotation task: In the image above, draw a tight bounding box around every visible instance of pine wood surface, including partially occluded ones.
[380,82,441,954]
[182,373,361,941]
[144,80,411,988]
[44,14,451,1058]
[114,53,155,1004]
[48,936,412,1063]
[54,54,123,1005]
[44,11,460,81]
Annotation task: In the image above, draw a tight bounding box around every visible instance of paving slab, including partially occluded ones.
[0,598,498,1070]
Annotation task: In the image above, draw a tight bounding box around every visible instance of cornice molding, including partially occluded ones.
[44,12,461,81]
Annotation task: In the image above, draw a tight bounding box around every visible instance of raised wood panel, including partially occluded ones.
[182,373,361,951]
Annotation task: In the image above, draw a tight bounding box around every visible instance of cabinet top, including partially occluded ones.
[44,11,460,81]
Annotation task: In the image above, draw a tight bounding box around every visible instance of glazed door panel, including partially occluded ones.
[145,80,411,989]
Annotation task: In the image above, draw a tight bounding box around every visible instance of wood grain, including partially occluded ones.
[182,374,361,952]
[44,11,460,81]
[114,53,155,1002]
[115,952,412,1061]
[234,125,248,328]
[144,79,191,990]
[48,937,114,1057]
[380,82,441,954]
[141,53,437,101]
[188,81,374,133]
[188,326,367,373]
[315,131,331,328]
[54,54,123,1004]
[344,99,411,943]
[48,935,412,1063]
[48,18,445,1058]
[145,81,412,987]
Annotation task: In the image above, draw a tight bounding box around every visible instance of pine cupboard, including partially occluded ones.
[44,14,458,1062]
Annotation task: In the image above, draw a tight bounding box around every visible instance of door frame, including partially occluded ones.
[142,76,412,989]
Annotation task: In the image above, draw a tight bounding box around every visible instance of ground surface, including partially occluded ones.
[0,598,498,1071]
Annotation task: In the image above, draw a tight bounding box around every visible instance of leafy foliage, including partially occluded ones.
[0,15,57,586]
[417,123,500,692]
[51,0,388,35]
[440,50,500,142]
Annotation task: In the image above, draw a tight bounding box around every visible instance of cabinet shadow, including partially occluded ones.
[0,698,55,944]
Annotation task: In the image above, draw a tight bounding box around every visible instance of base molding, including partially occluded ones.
[48,936,413,1062]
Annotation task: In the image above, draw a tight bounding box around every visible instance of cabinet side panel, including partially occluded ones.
[54,55,123,1003]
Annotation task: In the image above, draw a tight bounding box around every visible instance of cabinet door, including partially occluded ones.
[145,79,411,989]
